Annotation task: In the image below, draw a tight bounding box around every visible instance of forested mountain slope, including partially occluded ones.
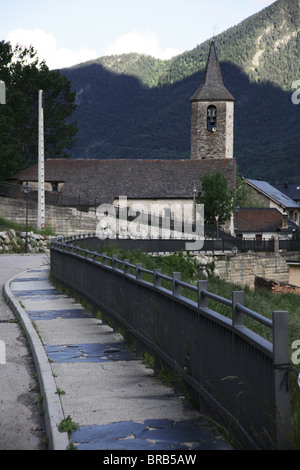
[61,0,300,183]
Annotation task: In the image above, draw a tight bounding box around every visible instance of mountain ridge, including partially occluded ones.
[64,0,299,90]
[61,0,300,183]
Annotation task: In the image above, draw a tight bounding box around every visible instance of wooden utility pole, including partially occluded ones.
[0,80,5,104]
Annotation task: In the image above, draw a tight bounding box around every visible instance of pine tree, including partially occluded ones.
[0,41,77,180]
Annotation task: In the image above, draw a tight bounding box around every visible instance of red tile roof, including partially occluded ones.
[235,208,284,232]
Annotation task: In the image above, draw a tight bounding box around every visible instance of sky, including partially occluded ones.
[1,0,277,70]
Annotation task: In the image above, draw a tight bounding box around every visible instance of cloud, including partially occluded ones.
[106,28,181,59]
[6,29,98,69]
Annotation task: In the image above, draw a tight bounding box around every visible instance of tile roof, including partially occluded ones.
[190,41,235,102]
[246,179,300,209]
[10,158,236,205]
[235,208,295,233]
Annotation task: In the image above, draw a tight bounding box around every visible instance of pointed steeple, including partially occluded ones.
[190,41,235,102]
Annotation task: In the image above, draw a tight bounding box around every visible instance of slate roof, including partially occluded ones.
[9,158,236,205]
[246,179,300,209]
[274,183,300,202]
[190,41,235,102]
[234,208,296,233]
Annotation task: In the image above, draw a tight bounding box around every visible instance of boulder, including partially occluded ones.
[3,234,10,244]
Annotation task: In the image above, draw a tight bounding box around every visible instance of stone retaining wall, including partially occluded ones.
[0,196,97,235]
[0,229,51,254]
[195,251,300,288]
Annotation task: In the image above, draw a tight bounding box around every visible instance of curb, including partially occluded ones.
[3,270,69,451]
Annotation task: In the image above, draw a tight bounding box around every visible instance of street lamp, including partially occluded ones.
[23,181,31,253]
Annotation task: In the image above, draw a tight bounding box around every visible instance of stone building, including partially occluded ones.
[7,41,237,233]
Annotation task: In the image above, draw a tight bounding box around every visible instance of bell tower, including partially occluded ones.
[190,41,235,159]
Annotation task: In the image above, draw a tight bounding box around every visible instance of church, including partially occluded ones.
[8,41,237,231]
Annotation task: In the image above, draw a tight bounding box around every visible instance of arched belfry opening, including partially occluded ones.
[207,105,217,133]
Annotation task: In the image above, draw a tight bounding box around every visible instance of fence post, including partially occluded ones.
[112,254,118,270]
[102,253,107,266]
[136,263,143,281]
[232,291,245,327]
[123,259,130,275]
[154,269,161,288]
[272,310,291,449]
[172,272,181,297]
[198,280,208,309]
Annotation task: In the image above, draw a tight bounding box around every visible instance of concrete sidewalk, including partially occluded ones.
[4,263,232,451]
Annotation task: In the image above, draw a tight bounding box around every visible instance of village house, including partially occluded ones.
[234,207,297,240]
[245,179,300,226]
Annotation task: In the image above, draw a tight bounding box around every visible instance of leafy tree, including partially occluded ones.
[234,175,263,208]
[197,171,234,226]
[0,41,77,180]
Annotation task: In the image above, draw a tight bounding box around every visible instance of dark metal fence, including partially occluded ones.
[50,235,291,449]
[67,233,275,254]
[279,239,300,251]
[0,180,22,200]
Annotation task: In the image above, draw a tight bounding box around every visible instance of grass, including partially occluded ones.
[58,415,78,435]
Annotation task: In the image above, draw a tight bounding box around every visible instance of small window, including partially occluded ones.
[207,105,217,133]
[52,182,58,192]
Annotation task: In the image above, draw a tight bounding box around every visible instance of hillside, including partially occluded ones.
[61,0,300,184]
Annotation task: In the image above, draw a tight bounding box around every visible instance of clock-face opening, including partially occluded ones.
[207,105,217,133]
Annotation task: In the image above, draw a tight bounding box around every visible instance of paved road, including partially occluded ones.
[0,254,48,450]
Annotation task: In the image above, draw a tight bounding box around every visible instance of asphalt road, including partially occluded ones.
[0,253,48,450]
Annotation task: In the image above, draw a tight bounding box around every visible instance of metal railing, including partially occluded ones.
[62,232,275,254]
[279,239,300,251]
[50,235,291,449]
